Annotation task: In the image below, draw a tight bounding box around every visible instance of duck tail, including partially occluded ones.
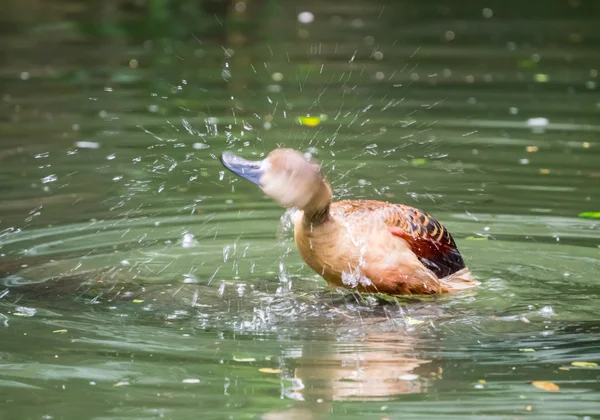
[440,268,480,293]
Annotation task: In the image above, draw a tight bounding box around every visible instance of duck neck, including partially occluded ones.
[301,181,332,225]
[304,203,331,225]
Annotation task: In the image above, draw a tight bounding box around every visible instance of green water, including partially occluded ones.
[1,0,600,419]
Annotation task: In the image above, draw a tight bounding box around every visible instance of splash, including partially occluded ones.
[341,267,372,288]
[275,208,298,292]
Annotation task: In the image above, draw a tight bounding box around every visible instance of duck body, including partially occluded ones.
[293,200,475,295]
[220,148,478,295]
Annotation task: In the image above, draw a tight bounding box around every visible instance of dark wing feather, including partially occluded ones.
[384,204,466,278]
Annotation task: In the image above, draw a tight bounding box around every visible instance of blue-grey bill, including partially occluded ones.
[219,151,264,186]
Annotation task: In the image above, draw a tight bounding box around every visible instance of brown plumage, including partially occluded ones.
[220,148,478,295]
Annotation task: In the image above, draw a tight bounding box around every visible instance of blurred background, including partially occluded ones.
[1,1,599,419]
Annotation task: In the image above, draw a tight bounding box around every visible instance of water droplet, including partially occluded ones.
[298,11,314,24]
[223,245,231,262]
[183,274,198,284]
[234,1,246,12]
[527,117,549,134]
[539,306,555,317]
[182,233,195,248]
[41,174,57,184]
[351,18,364,28]
[266,84,282,93]
[75,141,100,149]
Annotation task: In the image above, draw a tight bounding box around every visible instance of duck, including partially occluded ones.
[220,148,478,295]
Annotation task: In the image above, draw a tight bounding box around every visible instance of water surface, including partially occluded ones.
[1,1,600,419]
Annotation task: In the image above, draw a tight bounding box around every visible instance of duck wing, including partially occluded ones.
[383,203,466,278]
[333,200,466,278]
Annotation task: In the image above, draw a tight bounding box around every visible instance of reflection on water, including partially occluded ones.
[294,334,430,401]
[1,0,600,418]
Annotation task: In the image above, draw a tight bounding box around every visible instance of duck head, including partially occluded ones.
[220,148,332,216]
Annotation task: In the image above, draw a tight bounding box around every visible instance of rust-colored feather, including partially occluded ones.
[332,200,466,278]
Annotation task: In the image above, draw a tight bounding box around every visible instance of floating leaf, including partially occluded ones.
[518,59,536,69]
[410,158,427,166]
[571,361,598,368]
[578,212,600,219]
[259,368,283,374]
[531,381,560,392]
[53,329,68,334]
[233,356,256,362]
[519,348,536,352]
[114,381,130,387]
[132,299,144,303]
[297,116,321,127]
[534,74,550,83]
